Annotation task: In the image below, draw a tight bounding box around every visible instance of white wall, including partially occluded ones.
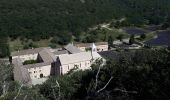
[77,47,86,51]
[12,54,38,62]
[28,64,51,79]
[96,45,108,52]
[77,45,108,52]
[61,60,91,74]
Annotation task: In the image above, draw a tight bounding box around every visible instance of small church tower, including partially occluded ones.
[91,43,97,52]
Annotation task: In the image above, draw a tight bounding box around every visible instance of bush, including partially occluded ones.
[49,43,57,49]
[50,37,58,44]
[57,32,72,45]
[23,60,37,65]
[140,34,146,40]
[23,44,29,49]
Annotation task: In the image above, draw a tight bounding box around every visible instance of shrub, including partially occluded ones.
[23,60,37,65]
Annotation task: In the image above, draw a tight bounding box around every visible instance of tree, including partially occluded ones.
[108,35,113,50]
[0,0,169,42]
[23,44,29,49]
[57,32,72,45]
[116,34,124,41]
[129,34,135,45]
[1,48,169,100]
[50,37,58,44]
[0,37,10,58]
[140,34,146,40]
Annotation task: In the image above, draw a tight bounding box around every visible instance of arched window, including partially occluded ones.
[40,74,44,78]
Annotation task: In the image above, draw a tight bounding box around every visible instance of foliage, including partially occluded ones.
[108,35,113,49]
[23,60,37,65]
[116,34,124,41]
[4,83,46,100]
[0,63,46,99]
[1,47,170,99]
[38,74,84,100]
[56,32,72,45]
[0,0,170,41]
[129,34,135,44]
[0,37,10,58]
[48,43,57,49]
[36,48,170,100]
[0,63,13,96]
[140,34,146,40]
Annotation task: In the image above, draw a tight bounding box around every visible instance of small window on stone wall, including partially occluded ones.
[40,74,44,78]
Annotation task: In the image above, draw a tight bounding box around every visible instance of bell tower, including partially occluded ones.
[91,43,97,52]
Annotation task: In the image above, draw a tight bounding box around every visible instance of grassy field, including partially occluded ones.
[9,38,52,52]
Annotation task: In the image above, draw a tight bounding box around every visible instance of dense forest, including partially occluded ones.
[0,0,170,41]
[0,47,170,100]
[1,0,170,57]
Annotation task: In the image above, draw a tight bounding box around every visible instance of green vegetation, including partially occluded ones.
[1,47,170,99]
[0,0,169,55]
[38,48,170,99]
[9,38,52,51]
[82,28,128,43]
[0,0,170,42]
[129,34,135,44]
[145,32,158,41]
[23,60,37,65]
[1,0,170,99]
[108,35,114,49]
[140,34,146,40]
[0,36,10,58]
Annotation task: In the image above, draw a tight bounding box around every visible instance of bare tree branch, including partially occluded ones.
[2,81,6,96]
[97,76,113,93]
[56,80,61,100]
[52,80,61,100]
[52,89,57,100]
[23,95,27,100]
[95,65,101,89]
[114,88,138,94]
[13,84,23,100]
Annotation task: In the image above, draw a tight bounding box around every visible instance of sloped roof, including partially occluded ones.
[39,48,56,63]
[13,58,31,85]
[53,50,69,56]
[64,44,82,54]
[12,47,57,85]
[11,47,50,56]
[58,52,102,65]
[75,42,108,47]
[24,62,51,69]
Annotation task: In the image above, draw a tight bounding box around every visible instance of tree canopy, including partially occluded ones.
[1,47,170,100]
[0,0,170,40]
